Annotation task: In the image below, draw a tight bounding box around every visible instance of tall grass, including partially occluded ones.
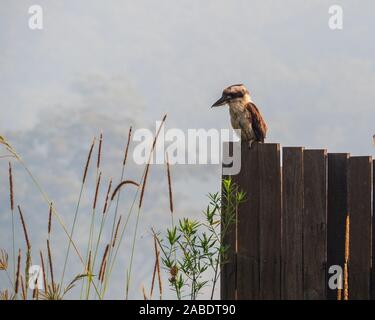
[0,116,175,300]
[61,136,95,292]
[8,162,15,283]
[125,115,166,299]
[1,115,234,300]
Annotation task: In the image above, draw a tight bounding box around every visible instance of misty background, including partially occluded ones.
[0,0,374,299]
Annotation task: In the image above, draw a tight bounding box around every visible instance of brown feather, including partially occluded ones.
[245,102,267,142]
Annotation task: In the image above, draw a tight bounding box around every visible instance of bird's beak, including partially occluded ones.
[211,95,229,108]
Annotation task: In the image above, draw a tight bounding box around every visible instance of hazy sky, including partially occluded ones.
[0,0,374,299]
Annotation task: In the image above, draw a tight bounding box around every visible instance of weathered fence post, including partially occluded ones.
[372,159,375,300]
[327,153,349,300]
[282,147,304,299]
[221,142,281,299]
[303,149,327,299]
[347,156,372,299]
[258,143,281,299]
[221,143,374,300]
[236,141,261,299]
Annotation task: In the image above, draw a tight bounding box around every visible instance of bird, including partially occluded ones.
[211,84,267,148]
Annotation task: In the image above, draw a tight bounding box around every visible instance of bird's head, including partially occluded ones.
[211,84,251,108]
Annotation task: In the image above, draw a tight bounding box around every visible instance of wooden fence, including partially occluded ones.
[221,142,374,300]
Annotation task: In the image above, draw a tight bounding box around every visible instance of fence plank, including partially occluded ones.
[236,142,261,299]
[327,153,349,300]
[372,160,375,300]
[348,156,372,299]
[234,143,281,299]
[281,147,304,299]
[221,142,236,300]
[303,149,327,299]
[258,143,281,299]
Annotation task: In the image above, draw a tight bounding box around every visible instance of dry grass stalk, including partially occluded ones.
[25,248,32,297]
[97,132,103,169]
[33,288,38,300]
[0,135,14,156]
[343,263,348,300]
[150,229,163,299]
[165,152,173,215]
[123,126,132,166]
[170,265,178,283]
[82,137,96,184]
[155,240,162,299]
[18,205,31,250]
[87,251,92,274]
[0,249,8,270]
[139,114,167,209]
[150,232,157,299]
[139,165,150,209]
[98,266,103,282]
[8,162,14,210]
[98,244,109,282]
[142,284,148,300]
[39,251,47,293]
[150,257,157,300]
[344,214,350,264]
[152,114,167,150]
[0,290,10,300]
[344,213,350,300]
[111,180,139,201]
[32,275,39,299]
[15,249,21,294]
[8,161,15,285]
[98,263,105,283]
[40,284,63,300]
[99,261,107,284]
[20,275,26,300]
[48,202,53,235]
[337,288,342,300]
[112,215,122,247]
[47,240,55,290]
[102,178,112,215]
[93,172,102,210]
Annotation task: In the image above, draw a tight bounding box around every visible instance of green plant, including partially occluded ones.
[157,177,246,300]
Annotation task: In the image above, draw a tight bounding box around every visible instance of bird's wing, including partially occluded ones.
[245,102,267,142]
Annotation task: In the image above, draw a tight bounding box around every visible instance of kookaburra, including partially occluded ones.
[211,84,267,148]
